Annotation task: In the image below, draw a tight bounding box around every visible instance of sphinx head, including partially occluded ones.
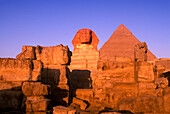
[72,28,99,50]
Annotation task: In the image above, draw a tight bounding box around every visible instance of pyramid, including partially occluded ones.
[99,24,157,61]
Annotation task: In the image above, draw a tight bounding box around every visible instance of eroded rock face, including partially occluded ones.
[155,77,168,89]
[17,44,71,65]
[118,96,164,113]
[134,42,148,62]
[72,28,99,50]
[0,58,42,82]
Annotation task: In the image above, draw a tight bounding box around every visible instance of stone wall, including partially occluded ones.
[16,44,72,106]
[0,58,43,113]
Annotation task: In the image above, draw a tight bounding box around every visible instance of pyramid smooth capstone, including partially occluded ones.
[99,24,157,61]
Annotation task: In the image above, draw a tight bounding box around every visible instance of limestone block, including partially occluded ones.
[136,61,155,82]
[155,77,168,89]
[22,82,50,96]
[35,45,70,65]
[0,58,42,82]
[26,99,50,112]
[105,83,138,109]
[16,46,36,60]
[53,106,76,114]
[72,97,87,110]
[118,96,164,113]
[76,89,94,102]
[0,91,23,110]
[97,62,135,83]
[17,44,71,65]
[0,81,22,91]
[32,60,43,81]
[138,83,156,96]
[164,87,170,112]
[0,82,12,90]
[0,58,32,81]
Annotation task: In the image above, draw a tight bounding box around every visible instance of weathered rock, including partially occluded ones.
[155,88,164,97]
[26,99,50,112]
[118,96,163,113]
[32,60,43,81]
[0,81,22,91]
[72,97,87,110]
[164,87,170,112]
[136,61,155,82]
[155,77,168,89]
[0,91,23,110]
[17,44,71,65]
[53,106,76,114]
[138,82,156,96]
[72,28,99,50]
[155,59,170,70]
[35,45,70,65]
[0,58,32,81]
[16,46,36,60]
[134,42,147,62]
[76,89,94,103]
[22,82,50,96]
[97,61,135,83]
[0,58,42,82]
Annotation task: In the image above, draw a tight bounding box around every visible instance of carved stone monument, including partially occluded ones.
[70,28,99,71]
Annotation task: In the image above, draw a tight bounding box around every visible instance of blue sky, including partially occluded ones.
[0,0,170,58]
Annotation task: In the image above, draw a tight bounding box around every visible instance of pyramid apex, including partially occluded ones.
[114,24,132,35]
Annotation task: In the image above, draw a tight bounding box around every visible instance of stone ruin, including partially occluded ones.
[0,24,170,114]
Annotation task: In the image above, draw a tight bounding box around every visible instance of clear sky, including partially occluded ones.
[0,0,170,58]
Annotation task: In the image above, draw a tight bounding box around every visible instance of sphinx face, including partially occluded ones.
[79,29,92,44]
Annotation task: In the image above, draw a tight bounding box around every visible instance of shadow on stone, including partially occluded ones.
[163,71,170,86]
